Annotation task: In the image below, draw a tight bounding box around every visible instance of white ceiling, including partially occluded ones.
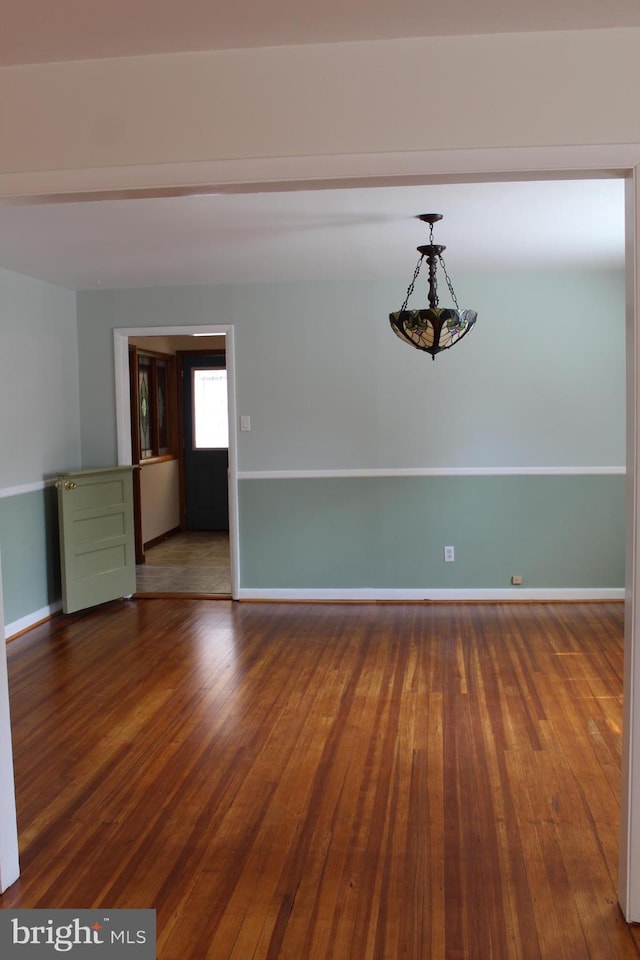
[0,3,629,291]
[1,0,639,66]
[0,179,625,290]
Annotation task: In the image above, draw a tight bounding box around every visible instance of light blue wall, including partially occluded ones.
[236,270,625,471]
[76,270,625,470]
[76,269,625,593]
[0,268,79,628]
[0,268,80,487]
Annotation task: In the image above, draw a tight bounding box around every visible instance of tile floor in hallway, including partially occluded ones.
[135,530,231,595]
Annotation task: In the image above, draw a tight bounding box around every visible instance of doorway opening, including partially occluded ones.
[129,334,231,596]
[114,324,239,600]
[104,167,638,919]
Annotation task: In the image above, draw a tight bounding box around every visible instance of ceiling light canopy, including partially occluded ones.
[389,214,477,360]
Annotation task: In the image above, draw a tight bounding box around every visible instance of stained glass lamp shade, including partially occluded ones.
[389,214,477,360]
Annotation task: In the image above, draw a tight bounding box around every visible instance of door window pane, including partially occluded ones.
[138,358,152,459]
[156,360,169,454]
[135,351,175,461]
[193,368,229,449]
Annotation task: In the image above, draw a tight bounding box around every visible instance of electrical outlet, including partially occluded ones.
[511,575,523,585]
[444,545,455,563]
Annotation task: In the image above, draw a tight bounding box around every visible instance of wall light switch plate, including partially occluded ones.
[240,416,251,431]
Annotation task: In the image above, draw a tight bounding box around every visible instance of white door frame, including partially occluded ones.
[0,551,19,892]
[113,325,240,600]
[620,169,640,920]
[70,174,640,921]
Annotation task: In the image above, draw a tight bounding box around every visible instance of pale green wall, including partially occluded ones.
[76,269,625,593]
[0,268,79,487]
[239,475,624,589]
[234,271,625,471]
[76,270,625,470]
[0,489,60,625]
[0,268,79,628]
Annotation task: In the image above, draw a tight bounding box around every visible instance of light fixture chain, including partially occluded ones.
[390,213,477,359]
[400,254,425,312]
[437,253,460,310]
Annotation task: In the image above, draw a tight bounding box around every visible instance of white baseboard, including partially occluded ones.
[237,587,625,602]
[5,602,62,641]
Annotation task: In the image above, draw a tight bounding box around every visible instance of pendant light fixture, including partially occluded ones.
[389,214,477,360]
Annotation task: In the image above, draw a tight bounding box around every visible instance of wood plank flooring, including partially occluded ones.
[1,599,639,959]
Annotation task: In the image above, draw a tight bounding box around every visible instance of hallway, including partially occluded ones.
[135,531,231,596]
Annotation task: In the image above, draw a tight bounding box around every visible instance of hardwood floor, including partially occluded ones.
[2,599,639,959]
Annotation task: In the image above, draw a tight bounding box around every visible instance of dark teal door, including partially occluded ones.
[182,353,229,531]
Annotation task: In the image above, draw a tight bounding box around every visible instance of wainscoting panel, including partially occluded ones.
[238,474,625,597]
